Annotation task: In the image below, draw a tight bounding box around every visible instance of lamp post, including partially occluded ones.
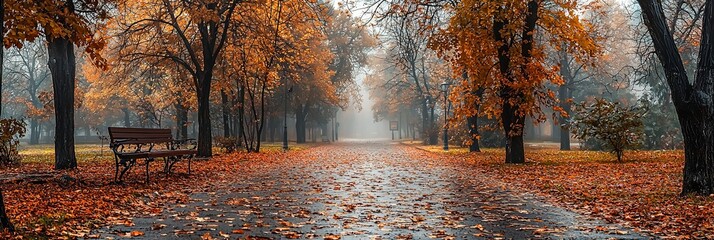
[283,82,292,152]
[440,81,451,151]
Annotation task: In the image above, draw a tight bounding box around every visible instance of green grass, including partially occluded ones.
[15,142,320,165]
[260,142,320,152]
[18,144,114,164]
[399,140,496,155]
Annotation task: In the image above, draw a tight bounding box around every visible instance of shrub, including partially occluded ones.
[215,136,239,153]
[0,118,27,166]
[448,117,505,148]
[571,98,646,162]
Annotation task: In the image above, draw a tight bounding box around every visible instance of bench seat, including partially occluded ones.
[116,149,198,159]
[109,127,197,183]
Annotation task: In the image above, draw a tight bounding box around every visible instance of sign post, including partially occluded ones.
[389,121,399,140]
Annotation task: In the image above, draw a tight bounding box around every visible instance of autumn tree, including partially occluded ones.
[632,0,701,150]
[291,9,374,143]
[381,4,447,145]
[431,0,599,163]
[4,41,51,144]
[116,0,239,157]
[4,0,114,169]
[636,0,714,195]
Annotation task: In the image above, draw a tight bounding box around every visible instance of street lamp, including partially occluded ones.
[440,81,451,151]
[283,83,292,152]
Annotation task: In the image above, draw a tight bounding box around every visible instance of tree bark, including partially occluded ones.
[420,100,431,144]
[468,85,483,153]
[196,73,213,157]
[493,0,538,164]
[175,104,188,139]
[29,118,40,145]
[558,84,571,150]
[47,36,77,170]
[121,108,131,127]
[429,106,437,144]
[268,116,275,142]
[494,7,523,163]
[0,190,13,232]
[221,90,231,138]
[295,105,307,143]
[558,50,573,150]
[0,0,3,117]
[501,101,526,163]
[638,0,714,195]
[237,86,245,147]
[467,115,481,152]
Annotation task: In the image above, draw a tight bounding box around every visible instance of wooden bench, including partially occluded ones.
[108,127,197,183]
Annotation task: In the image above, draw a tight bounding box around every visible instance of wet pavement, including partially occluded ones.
[92,142,648,239]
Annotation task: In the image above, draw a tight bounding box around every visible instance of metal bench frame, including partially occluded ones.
[108,127,197,183]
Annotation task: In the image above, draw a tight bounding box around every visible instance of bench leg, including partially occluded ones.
[163,157,169,175]
[145,159,152,183]
[114,158,120,183]
[118,160,135,183]
[164,156,179,174]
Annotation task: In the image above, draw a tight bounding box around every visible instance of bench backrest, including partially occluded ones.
[108,127,173,145]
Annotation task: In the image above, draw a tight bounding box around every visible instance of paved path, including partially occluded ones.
[93,143,646,239]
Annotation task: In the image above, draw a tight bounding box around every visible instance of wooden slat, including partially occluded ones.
[108,127,173,143]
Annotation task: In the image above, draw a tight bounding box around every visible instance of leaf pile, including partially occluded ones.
[422,146,714,238]
[0,145,301,239]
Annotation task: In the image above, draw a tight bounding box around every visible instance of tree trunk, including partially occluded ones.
[467,115,481,152]
[260,120,267,142]
[558,84,571,150]
[269,116,276,142]
[502,101,526,163]
[558,49,573,150]
[196,73,213,157]
[429,106,437,144]
[295,105,307,143]
[30,118,40,145]
[47,36,77,170]
[492,0,537,164]
[469,85,484,152]
[503,0,537,163]
[0,190,13,232]
[175,104,188,139]
[398,111,403,139]
[0,0,2,117]
[421,100,430,144]
[221,90,231,138]
[638,0,714,195]
[237,86,245,148]
[121,108,131,127]
[680,116,714,194]
[311,127,316,142]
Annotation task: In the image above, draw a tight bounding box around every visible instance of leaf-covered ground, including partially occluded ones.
[91,143,642,239]
[0,143,313,239]
[415,143,711,238]
[3,142,688,239]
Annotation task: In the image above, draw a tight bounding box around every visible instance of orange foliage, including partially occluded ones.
[4,0,115,68]
[430,0,601,125]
